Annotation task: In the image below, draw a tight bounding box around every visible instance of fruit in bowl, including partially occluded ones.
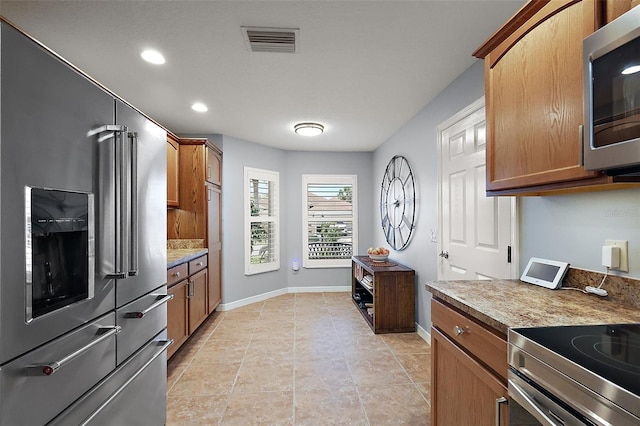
[367,246,390,262]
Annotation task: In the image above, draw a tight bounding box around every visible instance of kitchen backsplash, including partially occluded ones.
[565,268,640,309]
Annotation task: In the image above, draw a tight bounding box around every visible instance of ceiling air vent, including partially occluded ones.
[241,26,299,53]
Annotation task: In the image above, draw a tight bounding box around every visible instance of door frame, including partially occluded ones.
[436,97,519,280]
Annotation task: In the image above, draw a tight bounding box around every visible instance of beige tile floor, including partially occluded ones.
[167,292,432,425]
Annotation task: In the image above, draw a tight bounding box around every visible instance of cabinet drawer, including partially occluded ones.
[431,298,507,381]
[189,255,207,274]
[167,263,188,287]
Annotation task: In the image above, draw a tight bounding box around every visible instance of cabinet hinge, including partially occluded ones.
[507,246,512,264]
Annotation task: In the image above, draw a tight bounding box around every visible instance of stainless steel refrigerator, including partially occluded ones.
[0,20,170,425]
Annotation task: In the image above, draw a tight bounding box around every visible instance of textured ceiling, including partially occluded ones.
[1,0,524,151]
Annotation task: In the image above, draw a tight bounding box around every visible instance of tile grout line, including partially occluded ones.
[292,293,298,425]
[382,337,432,406]
[167,293,430,424]
[218,302,264,425]
[329,292,372,426]
[166,311,227,395]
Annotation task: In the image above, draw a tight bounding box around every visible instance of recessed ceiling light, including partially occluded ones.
[140,49,165,65]
[294,122,324,137]
[191,102,208,113]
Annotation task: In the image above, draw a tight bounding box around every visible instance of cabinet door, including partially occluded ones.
[604,0,639,23]
[207,250,222,313]
[207,184,222,313]
[206,145,222,185]
[431,327,508,426]
[167,143,207,240]
[167,280,188,359]
[166,136,179,207]
[484,0,599,192]
[188,268,208,334]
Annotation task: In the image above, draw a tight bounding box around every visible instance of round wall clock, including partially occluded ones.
[380,155,416,251]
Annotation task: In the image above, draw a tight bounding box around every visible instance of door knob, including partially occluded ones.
[439,251,449,259]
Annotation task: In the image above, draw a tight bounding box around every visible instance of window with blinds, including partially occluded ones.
[302,175,358,268]
[245,167,280,275]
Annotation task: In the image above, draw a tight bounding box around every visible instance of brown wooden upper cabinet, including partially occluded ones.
[604,0,640,23]
[166,135,180,207]
[166,138,223,314]
[206,145,222,186]
[473,0,639,195]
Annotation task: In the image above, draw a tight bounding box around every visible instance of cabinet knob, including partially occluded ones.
[174,271,181,278]
[454,325,465,336]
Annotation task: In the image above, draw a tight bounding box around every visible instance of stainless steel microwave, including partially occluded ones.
[583,6,640,175]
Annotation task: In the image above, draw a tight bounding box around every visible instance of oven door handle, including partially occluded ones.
[509,376,565,426]
[38,326,122,376]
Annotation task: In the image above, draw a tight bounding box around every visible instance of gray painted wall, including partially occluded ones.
[219,135,289,303]
[196,59,640,330]
[284,151,374,289]
[372,60,487,332]
[373,61,640,333]
[214,135,373,304]
[520,189,640,277]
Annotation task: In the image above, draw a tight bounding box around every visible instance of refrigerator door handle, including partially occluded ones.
[128,131,139,277]
[92,124,128,279]
[116,126,130,279]
[88,124,127,138]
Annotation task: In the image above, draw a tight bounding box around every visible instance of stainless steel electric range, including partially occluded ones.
[508,323,640,426]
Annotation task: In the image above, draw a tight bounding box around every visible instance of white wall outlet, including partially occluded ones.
[604,240,628,272]
[430,229,438,243]
[602,245,620,268]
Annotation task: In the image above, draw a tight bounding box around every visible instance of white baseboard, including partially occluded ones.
[218,288,288,311]
[217,286,351,311]
[416,322,431,345]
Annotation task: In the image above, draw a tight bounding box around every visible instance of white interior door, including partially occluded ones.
[437,98,518,281]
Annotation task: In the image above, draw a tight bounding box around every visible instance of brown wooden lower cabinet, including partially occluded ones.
[431,299,508,425]
[167,280,188,359]
[207,249,222,314]
[166,254,210,359]
[188,268,208,334]
[431,328,508,425]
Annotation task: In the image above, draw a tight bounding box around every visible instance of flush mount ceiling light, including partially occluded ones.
[622,64,640,75]
[140,49,165,65]
[294,122,324,137]
[191,102,208,113]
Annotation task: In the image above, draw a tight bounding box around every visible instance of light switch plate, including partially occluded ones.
[605,240,628,272]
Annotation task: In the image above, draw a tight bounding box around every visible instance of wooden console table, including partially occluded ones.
[351,255,415,333]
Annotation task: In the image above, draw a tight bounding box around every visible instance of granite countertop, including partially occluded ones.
[167,248,208,269]
[426,279,640,335]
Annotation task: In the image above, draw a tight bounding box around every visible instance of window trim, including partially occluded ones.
[244,167,280,275]
[302,174,358,268]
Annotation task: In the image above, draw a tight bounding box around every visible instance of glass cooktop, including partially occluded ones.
[514,323,640,397]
